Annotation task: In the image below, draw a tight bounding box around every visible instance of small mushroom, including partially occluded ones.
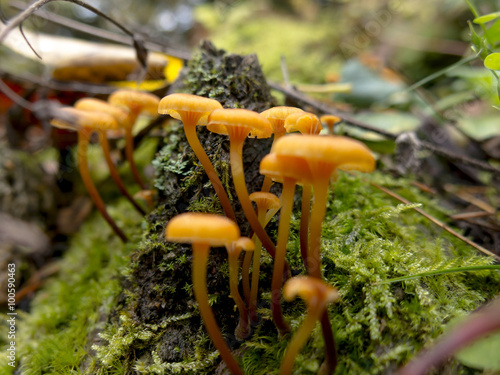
[165,213,243,375]
[259,106,304,191]
[108,89,160,190]
[280,276,339,375]
[244,192,281,323]
[51,107,128,242]
[158,93,236,222]
[260,153,312,336]
[226,236,254,340]
[74,98,146,215]
[207,109,278,261]
[320,114,342,135]
[284,112,322,135]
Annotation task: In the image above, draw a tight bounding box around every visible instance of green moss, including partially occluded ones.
[0,200,143,375]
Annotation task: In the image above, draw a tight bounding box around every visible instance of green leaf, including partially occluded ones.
[484,53,500,70]
[456,331,500,370]
[474,12,500,24]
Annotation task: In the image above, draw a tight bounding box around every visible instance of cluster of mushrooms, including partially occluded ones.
[51,90,375,374]
[161,94,375,375]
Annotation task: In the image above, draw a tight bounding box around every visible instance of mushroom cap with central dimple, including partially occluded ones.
[272,134,375,173]
[283,276,339,306]
[75,98,129,128]
[165,213,240,246]
[108,89,160,117]
[284,112,322,135]
[260,106,304,135]
[207,108,273,138]
[50,107,118,131]
[158,93,223,125]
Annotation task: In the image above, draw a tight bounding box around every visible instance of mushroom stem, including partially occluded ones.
[183,120,237,222]
[241,246,253,310]
[227,246,250,340]
[98,130,146,215]
[319,312,338,374]
[248,212,265,323]
[270,177,296,336]
[280,307,322,375]
[299,184,311,269]
[124,126,147,190]
[228,138,279,266]
[192,243,243,375]
[77,130,128,243]
[307,178,330,279]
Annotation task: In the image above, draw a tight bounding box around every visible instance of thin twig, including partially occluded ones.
[269,81,500,177]
[18,22,41,59]
[346,171,500,261]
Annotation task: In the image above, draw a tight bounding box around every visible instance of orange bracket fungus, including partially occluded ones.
[226,236,254,340]
[51,107,128,243]
[158,93,236,222]
[319,114,342,135]
[258,106,303,192]
[280,276,339,375]
[165,213,243,375]
[207,109,278,259]
[244,191,281,323]
[260,152,312,336]
[108,89,160,190]
[74,98,146,215]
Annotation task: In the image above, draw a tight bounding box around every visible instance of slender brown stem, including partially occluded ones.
[77,131,128,243]
[124,127,147,190]
[241,246,252,309]
[308,179,329,279]
[183,122,237,222]
[270,178,296,335]
[98,130,146,215]
[228,250,250,340]
[192,244,243,375]
[249,209,266,323]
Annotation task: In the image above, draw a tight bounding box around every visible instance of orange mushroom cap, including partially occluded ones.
[165,213,240,246]
[271,134,375,174]
[158,93,223,125]
[74,98,129,128]
[207,108,273,139]
[260,153,312,185]
[50,107,118,131]
[108,89,160,118]
[249,192,281,211]
[283,276,339,307]
[284,112,322,135]
[231,236,255,254]
[320,114,342,127]
[260,106,304,136]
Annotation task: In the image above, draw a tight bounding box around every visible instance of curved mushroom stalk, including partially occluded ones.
[51,107,129,243]
[158,94,236,222]
[280,276,339,375]
[165,213,243,375]
[227,237,254,340]
[108,89,161,190]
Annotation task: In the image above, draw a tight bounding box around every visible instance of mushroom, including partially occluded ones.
[272,134,375,373]
[207,109,278,261]
[259,106,304,191]
[158,93,236,222]
[51,107,128,243]
[165,213,243,375]
[284,112,322,135]
[259,153,312,336]
[74,98,146,215]
[271,134,376,279]
[226,236,254,340]
[319,114,342,135]
[108,89,160,190]
[283,111,322,268]
[243,192,281,323]
[280,276,339,375]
